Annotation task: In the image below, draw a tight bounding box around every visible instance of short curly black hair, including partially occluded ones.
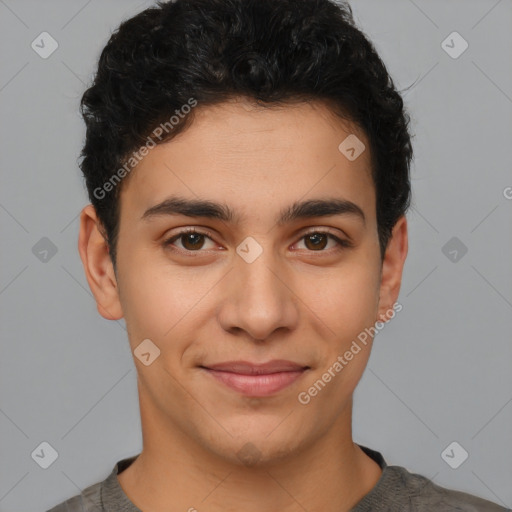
[79,0,413,269]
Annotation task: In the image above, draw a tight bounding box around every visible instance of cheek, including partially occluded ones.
[116,250,180,345]
[303,256,381,337]
[116,248,220,353]
[296,254,381,392]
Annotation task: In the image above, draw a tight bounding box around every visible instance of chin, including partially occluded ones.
[201,423,310,469]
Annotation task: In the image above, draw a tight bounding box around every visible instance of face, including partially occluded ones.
[80,98,407,467]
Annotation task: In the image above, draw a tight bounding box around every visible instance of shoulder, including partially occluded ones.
[386,465,510,512]
[46,480,103,512]
[46,455,139,512]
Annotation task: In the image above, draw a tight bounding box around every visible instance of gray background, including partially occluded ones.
[0,0,511,510]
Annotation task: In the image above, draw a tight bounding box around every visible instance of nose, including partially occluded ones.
[217,247,300,341]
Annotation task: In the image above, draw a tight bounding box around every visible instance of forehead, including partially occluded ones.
[119,98,375,224]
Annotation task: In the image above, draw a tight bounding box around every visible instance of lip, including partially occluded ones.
[201,360,310,397]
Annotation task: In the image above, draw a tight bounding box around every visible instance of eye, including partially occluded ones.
[293,230,353,252]
[163,228,217,252]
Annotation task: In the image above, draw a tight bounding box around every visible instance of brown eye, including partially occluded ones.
[295,231,351,252]
[304,233,329,251]
[163,228,216,252]
[180,233,205,250]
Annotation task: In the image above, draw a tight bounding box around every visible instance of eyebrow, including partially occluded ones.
[141,195,366,226]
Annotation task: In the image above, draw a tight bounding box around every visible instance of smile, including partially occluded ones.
[200,360,310,397]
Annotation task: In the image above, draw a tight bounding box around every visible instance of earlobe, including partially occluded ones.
[377,215,408,323]
[78,204,124,320]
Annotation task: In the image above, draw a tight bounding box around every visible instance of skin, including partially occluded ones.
[78,97,408,512]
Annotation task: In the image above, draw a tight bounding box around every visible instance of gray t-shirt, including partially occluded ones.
[47,445,509,511]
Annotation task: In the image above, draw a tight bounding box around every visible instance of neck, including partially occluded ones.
[118,396,383,512]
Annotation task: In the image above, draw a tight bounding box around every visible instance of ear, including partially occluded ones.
[377,215,408,322]
[78,204,123,320]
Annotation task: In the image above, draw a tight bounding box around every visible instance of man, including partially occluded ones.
[48,0,509,510]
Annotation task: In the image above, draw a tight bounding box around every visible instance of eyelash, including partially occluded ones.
[162,227,353,254]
